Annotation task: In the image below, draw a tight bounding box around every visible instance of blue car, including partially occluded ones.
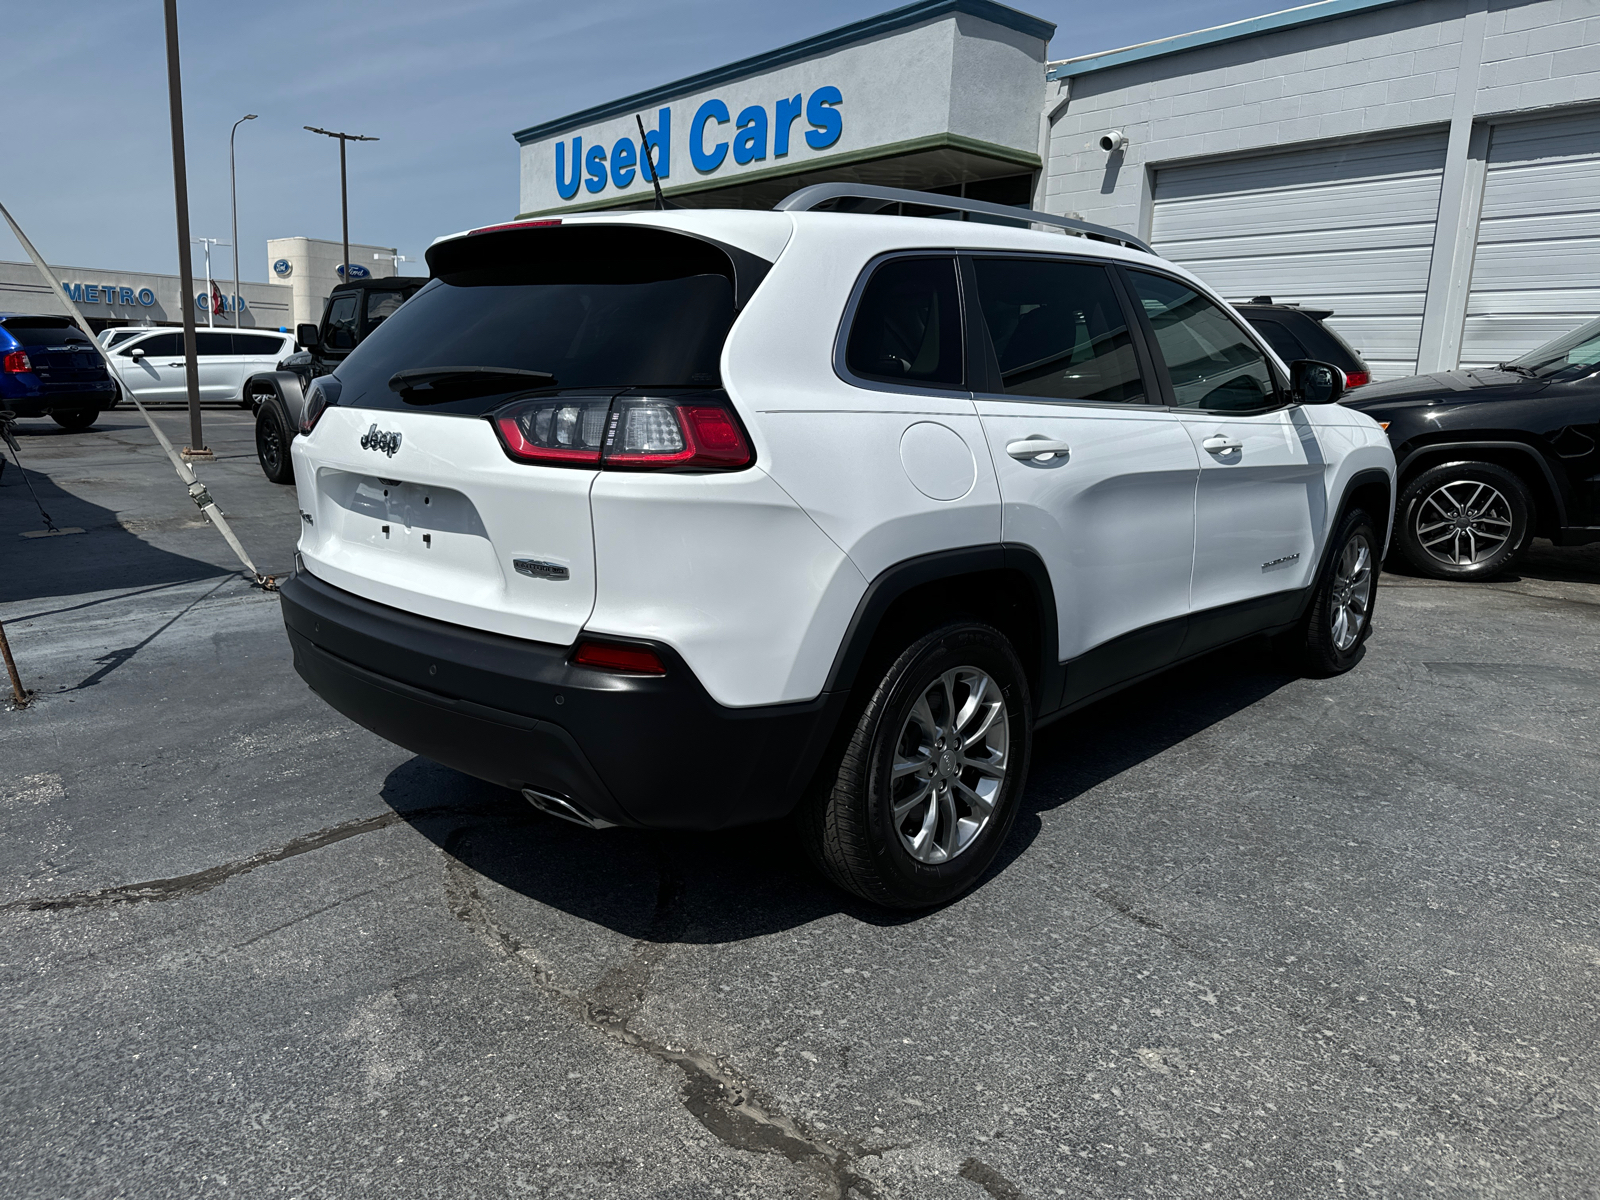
[0,312,117,431]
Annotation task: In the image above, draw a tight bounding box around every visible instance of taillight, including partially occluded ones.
[572,640,666,674]
[300,376,341,434]
[468,219,561,235]
[1343,371,1370,389]
[2,349,32,374]
[491,397,610,465]
[490,393,753,471]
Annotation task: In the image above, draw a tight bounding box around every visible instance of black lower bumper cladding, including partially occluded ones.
[279,572,848,830]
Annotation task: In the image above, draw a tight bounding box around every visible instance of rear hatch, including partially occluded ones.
[2,318,108,390]
[293,222,763,646]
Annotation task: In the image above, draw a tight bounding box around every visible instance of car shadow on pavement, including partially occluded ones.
[379,637,1300,943]
[0,422,230,604]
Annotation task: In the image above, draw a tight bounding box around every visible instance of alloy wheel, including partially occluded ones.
[1329,532,1374,652]
[1414,480,1514,566]
[889,667,1010,864]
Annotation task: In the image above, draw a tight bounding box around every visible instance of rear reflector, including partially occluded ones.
[573,640,667,674]
[1343,371,1370,389]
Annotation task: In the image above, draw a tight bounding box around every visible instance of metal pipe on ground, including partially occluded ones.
[0,618,29,709]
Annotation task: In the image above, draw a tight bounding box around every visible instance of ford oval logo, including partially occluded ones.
[272,258,292,277]
[359,424,402,457]
[336,263,371,280]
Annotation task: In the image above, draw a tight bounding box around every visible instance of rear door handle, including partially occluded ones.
[1006,437,1072,463]
[1202,435,1244,454]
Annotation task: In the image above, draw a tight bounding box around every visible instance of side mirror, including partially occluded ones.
[297,323,321,349]
[1291,359,1345,405]
[128,347,145,360]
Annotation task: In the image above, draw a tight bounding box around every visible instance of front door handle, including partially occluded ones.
[1006,437,1072,463]
[1202,435,1244,454]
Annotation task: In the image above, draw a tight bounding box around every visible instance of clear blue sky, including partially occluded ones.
[2,0,1284,282]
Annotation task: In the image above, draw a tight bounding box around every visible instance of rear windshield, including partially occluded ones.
[3,318,92,347]
[332,226,741,416]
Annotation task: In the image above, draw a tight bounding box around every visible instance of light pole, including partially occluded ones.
[192,237,226,328]
[229,113,256,328]
[304,126,378,290]
[162,0,205,458]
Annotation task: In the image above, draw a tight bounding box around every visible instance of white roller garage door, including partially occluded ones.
[1461,109,1600,369]
[1151,133,1448,381]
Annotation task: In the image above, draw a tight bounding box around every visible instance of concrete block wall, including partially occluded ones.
[1040,0,1600,372]
[1043,0,1474,237]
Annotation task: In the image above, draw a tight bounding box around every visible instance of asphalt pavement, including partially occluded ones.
[3,408,1598,1199]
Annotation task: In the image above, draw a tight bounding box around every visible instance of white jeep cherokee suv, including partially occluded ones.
[279,186,1394,909]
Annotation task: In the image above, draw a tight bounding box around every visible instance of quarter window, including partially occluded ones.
[195,332,233,356]
[1129,271,1278,412]
[235,333,288,355]
[845,257,963,389]
[971,258,1145,402]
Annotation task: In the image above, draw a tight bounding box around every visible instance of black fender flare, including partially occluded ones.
[821,544,1063,716]
[245,369,307,431]
[1396,439,1568,528]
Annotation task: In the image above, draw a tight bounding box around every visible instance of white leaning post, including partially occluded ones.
[0,196,274,589]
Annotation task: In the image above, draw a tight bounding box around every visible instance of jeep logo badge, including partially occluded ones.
[360,424,402,457]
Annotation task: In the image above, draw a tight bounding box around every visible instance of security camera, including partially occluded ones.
[1099,130,1128,153]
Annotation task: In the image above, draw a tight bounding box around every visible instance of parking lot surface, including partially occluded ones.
[3,409,1598,1198]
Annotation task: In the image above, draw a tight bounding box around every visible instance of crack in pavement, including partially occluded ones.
[439,830,886,1200]
[0,808,456,915]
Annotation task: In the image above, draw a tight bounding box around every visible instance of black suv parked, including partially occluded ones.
[1344,316,1600,579]
[247,277,425,482]
[1237,298,1371,391]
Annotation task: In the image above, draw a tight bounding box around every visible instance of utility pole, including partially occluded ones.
[374,251,408,273]
[230,114,257,328]
[163,0,208,459]
[304,126,378,289]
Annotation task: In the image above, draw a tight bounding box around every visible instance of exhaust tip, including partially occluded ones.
[522,787,616,830]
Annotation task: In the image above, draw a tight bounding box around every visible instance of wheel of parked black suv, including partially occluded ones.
[802,621,1032,909]
[1296,507,1380,677]
[256,402,295,484]
[50,408,97,432]
[1395,460,1531,580]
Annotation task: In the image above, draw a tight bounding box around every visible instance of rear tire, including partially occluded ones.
[50,409,97,432]
[256,401,295,484]
[800,621,1032,909]
[1394,460,1531,580]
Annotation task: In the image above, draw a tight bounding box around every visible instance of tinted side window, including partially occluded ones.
[196,332,234,356]
[1129,271,1278,412]
[972,258,1145,402]
[365,290,408,329]
[326,295,359,350]
[123,332,180,356]
[1247,317,1309,364]
[845,257,963,389]
[236,333,287,355]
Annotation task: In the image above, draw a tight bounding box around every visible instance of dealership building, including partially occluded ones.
[515,0,1600,381]
[0,236,405,335]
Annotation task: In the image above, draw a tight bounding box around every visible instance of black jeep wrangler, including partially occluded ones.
[249,276,425,483]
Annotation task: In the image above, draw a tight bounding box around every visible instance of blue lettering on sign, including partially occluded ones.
[138,288,155,306]
[83,285,100,303]
[691,98,730,173]
[62,283,82,302]
[119,287,136,305]
[554,92,837,201]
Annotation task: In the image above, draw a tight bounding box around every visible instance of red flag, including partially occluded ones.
[210,280,225,315]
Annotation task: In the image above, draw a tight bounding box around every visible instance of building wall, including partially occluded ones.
[0,259,291,332]
[265,237,402,329]
[1042,0,1600,372]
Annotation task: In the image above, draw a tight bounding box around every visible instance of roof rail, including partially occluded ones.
[774,183,1156,256]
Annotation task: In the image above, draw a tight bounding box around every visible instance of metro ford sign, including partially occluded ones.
[553,88,843,200]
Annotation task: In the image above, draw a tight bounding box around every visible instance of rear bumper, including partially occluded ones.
[0,380,115,416]
[279,571,849,830]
